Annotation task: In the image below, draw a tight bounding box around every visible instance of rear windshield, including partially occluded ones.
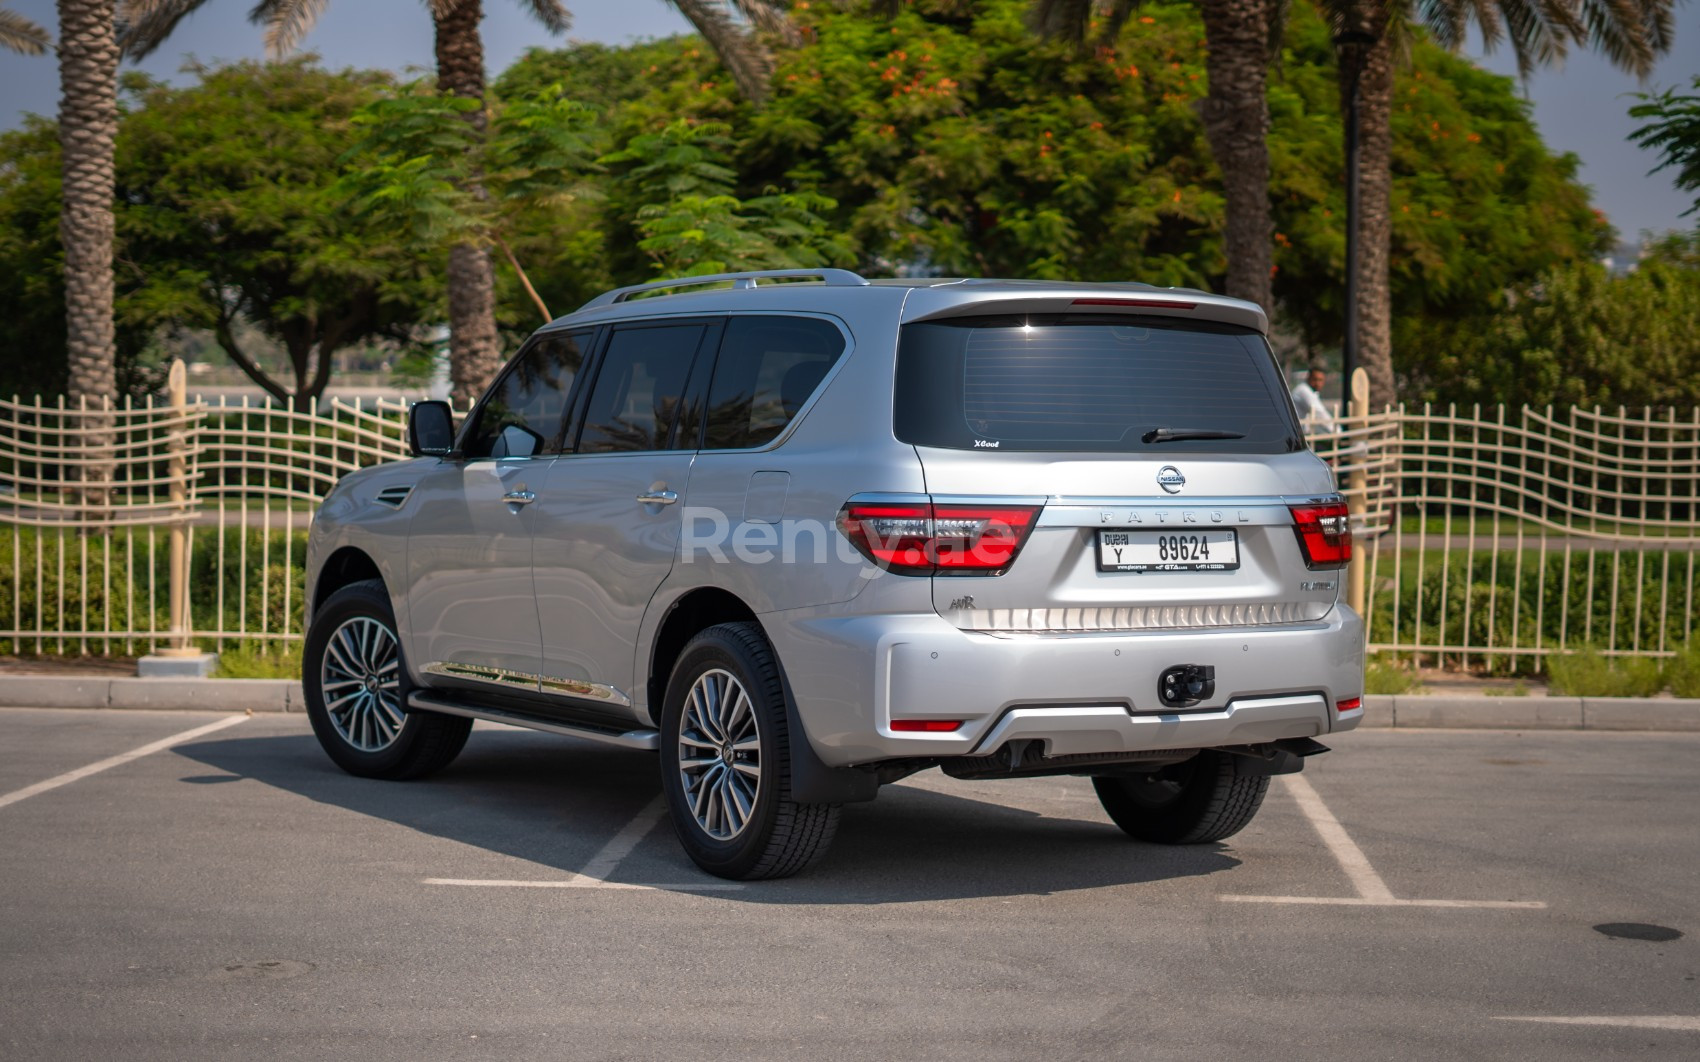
[893,314,1303,454]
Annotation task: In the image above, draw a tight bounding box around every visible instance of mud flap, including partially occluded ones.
[773,655,880,805]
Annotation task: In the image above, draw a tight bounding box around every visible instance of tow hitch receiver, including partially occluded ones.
[1158,664,1216,708]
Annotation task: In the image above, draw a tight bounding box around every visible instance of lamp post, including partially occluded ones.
[1334,28,1377,389]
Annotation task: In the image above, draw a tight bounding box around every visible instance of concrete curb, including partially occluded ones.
[0,676,301,713]
[1359,694,1700,732]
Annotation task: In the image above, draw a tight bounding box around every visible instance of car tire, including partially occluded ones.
[659,622,840,880]
[303,579,471,780]
[1092,750,1269,844]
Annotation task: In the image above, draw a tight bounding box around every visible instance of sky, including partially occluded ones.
[1,1,1695,239]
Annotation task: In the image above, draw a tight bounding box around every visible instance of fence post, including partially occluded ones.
[1347,367,1370,619]
[160,360,194,657]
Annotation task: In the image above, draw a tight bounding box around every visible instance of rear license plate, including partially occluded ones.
[1096,529,1239,572]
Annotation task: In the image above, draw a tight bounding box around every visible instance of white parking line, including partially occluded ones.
[578,796,667,881]
[424,878,742,891]
[1495,1016,1700,1031]
[0,714,249,812]
[423,796,744,891]
[1219,772,1545,910]
[1222,896,1546,909]
[1279,773,1395,902]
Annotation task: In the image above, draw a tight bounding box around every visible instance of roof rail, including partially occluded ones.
[578,268,870,310]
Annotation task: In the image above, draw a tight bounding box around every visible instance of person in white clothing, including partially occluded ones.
[1290,363,1335,433]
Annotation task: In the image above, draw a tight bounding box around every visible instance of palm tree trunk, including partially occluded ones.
[433,0,502,407]
[57,0,119,506]
[1200,0,1274,314]
[1337,12,1396,407]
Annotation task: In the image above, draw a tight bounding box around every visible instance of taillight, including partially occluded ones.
[1336,696,1362,713]
[1289,502,1352,569]
[837,502,933,570]
[890,719,963,732]
[837,498,1041,575]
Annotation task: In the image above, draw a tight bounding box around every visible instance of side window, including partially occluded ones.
[576,323,707,454]
[464,331,590,459]
[703,316,845,450]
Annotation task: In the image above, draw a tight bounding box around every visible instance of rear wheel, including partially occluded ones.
[659,622,839,880]
[1093,750,1269,844]
[303,579,471,780]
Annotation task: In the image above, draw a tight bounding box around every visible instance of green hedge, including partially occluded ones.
[1368,548,1698,674]
[0,524,307,655]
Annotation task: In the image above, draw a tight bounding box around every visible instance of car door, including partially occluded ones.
[530,318,719,722]
[404,330,591,694]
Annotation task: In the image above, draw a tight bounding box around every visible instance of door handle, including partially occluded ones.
[635,489,679,506]
[502,489,536,506]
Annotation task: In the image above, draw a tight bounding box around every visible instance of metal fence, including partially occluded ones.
[1359,402,1700,672]
[0,362,443,656]
[2,361,1697,672]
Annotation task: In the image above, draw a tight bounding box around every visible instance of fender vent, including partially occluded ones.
[374,485,414,510]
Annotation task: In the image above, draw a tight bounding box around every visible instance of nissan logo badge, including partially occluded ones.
[1156,465,1185,494]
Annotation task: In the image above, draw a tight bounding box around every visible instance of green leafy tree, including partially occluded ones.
[1268,8,1610,369]
[1395,245,1700,410]
[338,81,602,322]
[600,118,846,277]
[1630,76,1700,218]
[114,59,439,403]
[1314,0,1676,406]
[707,0,1597,322]
[125,0,799,402]
[0,117,164,400]
[1029,0,1278,312]
[735,1,1225,284]
[0,117,76,399]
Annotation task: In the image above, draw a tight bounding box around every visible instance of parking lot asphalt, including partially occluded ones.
[0,708,1695,1061]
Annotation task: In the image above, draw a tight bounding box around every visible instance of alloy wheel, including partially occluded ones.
[676,668,763,840]
[319,616,404,752]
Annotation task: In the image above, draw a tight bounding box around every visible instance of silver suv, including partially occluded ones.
[303,270,1365,880]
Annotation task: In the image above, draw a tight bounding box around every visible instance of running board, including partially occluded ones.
[407,691,660,751]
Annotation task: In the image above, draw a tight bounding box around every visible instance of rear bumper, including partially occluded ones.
[764,604,1365,767]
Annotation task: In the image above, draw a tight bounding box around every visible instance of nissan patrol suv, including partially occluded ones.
[302,270,1365,880]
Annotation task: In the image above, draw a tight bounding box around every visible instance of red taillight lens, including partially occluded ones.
[837,502,933,570]
[931,505,1040,570]
[890,719,963,732]
[837,499,1041,575]
[1289,502,1352,569]
[1336,696,1362,713]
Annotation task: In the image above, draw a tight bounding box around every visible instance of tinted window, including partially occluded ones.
[703,316,845,450]
[894,315,1302,454]
[464,330,590,458]
[576,323,706,454]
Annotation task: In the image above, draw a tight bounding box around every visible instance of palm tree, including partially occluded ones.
[55,1,121,507]
[0,4,51,54]
[1030,0,1278,314]
[1322,0,1677,406]
[122,0,797,404]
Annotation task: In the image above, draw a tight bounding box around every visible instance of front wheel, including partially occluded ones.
[659,622,839,880]
[303,579,471,780]
[1093,750,1270,844]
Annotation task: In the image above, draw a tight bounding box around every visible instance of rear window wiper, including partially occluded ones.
[1141,427,1248,444]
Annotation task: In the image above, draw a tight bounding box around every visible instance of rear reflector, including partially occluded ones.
[838,498,1041,575]
[1289,502,1352,569]
[1336,697,1362,713]
[1070,297,1198,309]
[891,719,963,732]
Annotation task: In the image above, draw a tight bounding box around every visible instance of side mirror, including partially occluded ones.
[408,400,455,457]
